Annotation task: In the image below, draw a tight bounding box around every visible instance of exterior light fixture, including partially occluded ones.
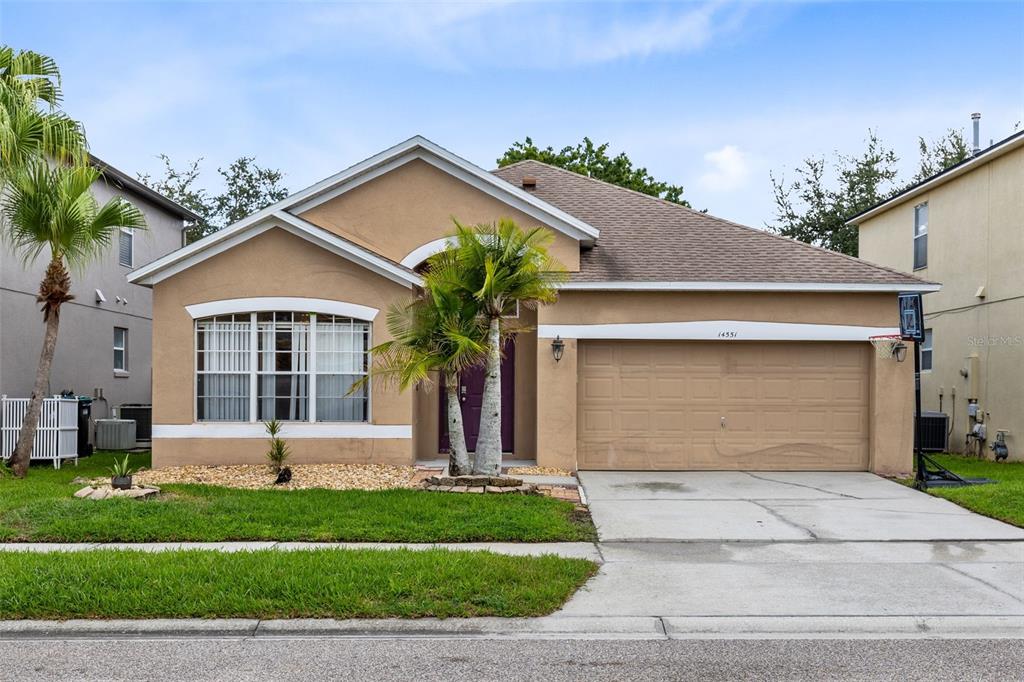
[551,336,565,363]
[893,341,908,363]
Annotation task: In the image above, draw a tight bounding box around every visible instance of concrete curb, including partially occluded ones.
[0,542,603,562]
[0,616,1020,641]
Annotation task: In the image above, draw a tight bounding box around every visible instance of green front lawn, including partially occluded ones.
[920,454,1024,528]
[0,548,597,619]
[0,453,595,543]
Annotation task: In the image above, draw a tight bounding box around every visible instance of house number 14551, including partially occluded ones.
[718,331,738,338]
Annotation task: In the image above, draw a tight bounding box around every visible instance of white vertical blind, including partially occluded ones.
[196,312,369,422]
[196,314,251,421]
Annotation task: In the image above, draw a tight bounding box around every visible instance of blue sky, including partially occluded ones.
[2,1,1022,228]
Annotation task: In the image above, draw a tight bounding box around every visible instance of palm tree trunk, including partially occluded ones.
[445,376,471,476]
[472,316,502,476]
[10,258,71,478]
[10,303,61,478]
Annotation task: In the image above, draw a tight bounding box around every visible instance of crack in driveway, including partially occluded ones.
[938,564,1024,605]
[742,472,861,500]
[747,500,818,540]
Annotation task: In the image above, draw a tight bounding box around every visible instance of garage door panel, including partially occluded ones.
[689,378,722,401]
[620,377,651,399]
[723,377,757,400]
[762,377,794,400]
[577,341,870,471]
[833,377,867,401]
[582,344,615,367]
[580,375,615,400]
[654,376,685,399]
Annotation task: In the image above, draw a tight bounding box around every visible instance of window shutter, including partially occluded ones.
[119,229,133,267]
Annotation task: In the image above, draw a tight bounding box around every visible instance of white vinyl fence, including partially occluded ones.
[1,396,79,468]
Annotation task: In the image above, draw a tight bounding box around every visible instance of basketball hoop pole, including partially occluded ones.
[913,338,926,490]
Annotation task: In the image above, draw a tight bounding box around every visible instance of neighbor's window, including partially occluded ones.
[913,203,928,270]
[921,328,933,372]
[195,312,370,422]
[118,228,134,267]
[113,327,128,372]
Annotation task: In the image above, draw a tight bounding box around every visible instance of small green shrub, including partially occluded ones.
[264,419,290,473]
[108,454,134,479]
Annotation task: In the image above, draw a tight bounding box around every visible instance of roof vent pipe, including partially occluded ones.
[971,113,982,155]
[521,176,537,190]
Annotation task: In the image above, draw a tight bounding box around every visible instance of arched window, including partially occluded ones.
[195,312,370,423]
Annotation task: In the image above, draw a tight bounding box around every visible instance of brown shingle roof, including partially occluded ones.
[491,160,931,287]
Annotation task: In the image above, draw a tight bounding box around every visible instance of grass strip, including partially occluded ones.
[0,453,595,543]
[0,548,598,619]
[920,454,1024,528]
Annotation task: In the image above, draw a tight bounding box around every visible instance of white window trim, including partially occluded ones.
[118,227,134,268]
[195,311,372,425]
[399,237,457,268]
[913,202,928,270]
[537,320,900,341]
[153,423,411,439]
[113,326,128,374]
[921,328,933,373]
[186,297,379,321]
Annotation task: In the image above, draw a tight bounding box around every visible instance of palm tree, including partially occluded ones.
[435,219,567,476]
[0,46,85,176]
[364,269,487,476]
[3,161,145,477]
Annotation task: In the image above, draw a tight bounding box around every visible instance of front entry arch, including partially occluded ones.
[439,340,515,453]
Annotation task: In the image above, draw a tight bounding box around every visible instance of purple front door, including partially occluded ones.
[440,340,514,453]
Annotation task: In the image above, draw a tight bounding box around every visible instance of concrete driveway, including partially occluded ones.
[558,471,1024,628]
[579,471,1024,542]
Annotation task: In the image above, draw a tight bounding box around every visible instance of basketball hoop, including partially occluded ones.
[869,334,904,360]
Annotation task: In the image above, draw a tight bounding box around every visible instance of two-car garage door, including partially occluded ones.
[577,341,871,471]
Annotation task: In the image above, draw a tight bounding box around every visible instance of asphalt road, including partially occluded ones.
[1,637,1021,681]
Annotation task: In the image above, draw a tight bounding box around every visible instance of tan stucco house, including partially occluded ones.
[130,136,935,473]
[853,127,1024,460]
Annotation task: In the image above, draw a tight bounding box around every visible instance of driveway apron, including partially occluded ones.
[561,471,1024,620]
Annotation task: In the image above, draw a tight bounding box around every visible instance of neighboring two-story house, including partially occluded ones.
[852,124,1024,460]
[0,155,200,421]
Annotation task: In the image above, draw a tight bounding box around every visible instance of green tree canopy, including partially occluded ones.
[769,128,970,257]
[497,136,690,207]
[913,128,970,183]
[138,155,288,243]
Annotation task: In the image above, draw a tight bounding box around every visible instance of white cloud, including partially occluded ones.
[298,1,751,70]
[698,144,751,192]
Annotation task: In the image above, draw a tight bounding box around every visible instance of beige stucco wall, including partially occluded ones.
[535,290,915,474]
[300,158,581,271]
[150,227,416,467]
[858,144,1024,458]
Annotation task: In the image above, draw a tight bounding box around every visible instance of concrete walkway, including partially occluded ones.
[0,541,601,561]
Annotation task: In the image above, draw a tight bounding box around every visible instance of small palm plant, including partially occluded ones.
[109,454,134,490]
[430,219,567,475]
[3,161,145,478]
[265,419,290,473]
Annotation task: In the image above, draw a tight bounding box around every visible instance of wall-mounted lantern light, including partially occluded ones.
[893,341,908,363]
[551,336,565,363]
